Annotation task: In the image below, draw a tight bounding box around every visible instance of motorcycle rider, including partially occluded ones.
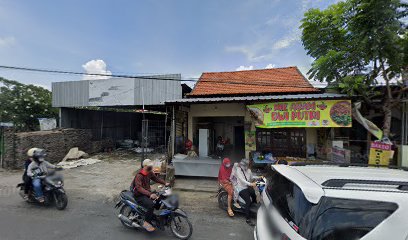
[26,149,56,202]
[22,148,38,200]
[234,158,257,226]
[132,159,169,232]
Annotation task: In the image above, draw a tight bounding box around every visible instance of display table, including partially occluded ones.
[172,156,222,177]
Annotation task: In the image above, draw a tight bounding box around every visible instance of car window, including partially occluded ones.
[311,198,398,240]
[319,228,370,240]
[266,170,315,237]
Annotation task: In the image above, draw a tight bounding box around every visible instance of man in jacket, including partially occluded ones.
[132,159,168,232]
[27,149,56,202]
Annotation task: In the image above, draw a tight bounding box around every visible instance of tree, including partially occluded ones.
[301,0,407,138]
[0,77,57,131]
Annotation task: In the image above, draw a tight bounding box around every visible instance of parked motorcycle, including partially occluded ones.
[217,177,266,216]
[115,186,193,240]
[17,168,68,210]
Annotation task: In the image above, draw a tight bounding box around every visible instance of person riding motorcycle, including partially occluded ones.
[22,148,39,200]
[26,149,56,203]
[131,159,169,232]
[232,158,257,226]
[218,158,234,217]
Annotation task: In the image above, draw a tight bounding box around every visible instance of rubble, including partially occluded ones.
[61,147,89,162]
[57,158,101,169]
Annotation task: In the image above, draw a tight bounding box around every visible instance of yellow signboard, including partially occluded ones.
[368,142,394,166]
[247,100,352,128]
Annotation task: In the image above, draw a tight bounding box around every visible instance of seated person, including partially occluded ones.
[26,149,56,202]
[218,158,234,217]
[234,158,257,226]
[22,148,38,200]
[131,159,169,232]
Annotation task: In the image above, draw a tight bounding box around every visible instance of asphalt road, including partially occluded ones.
[0,164,254,240]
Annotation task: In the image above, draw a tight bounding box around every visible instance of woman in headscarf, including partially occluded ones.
[235,158,257,226]
[218,158,234,217]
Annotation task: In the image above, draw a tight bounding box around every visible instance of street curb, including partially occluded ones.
[173,187,218,194]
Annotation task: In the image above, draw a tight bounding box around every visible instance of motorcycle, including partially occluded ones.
[115,186,193,240]
[17,168,68,210]
[217,177,266,216]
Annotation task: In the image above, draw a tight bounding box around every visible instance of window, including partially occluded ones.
[256,128,306,157]
[266,170,315,238]
[311,198,398,240]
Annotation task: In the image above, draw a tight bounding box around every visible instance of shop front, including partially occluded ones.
[166,94,352,177]
[246,99,352,164]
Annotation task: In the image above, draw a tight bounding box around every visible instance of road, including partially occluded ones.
[0,158,254,240]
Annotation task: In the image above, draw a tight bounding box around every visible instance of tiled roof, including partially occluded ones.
[189,66,319,97]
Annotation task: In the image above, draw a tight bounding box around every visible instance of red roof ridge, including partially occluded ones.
[201,66,298,75]
[189,66,318,96]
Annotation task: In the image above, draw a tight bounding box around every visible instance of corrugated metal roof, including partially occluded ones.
[164,93,348,104]
[52,74,182,107]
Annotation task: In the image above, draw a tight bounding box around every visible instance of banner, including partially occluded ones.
[245,131,256,151]
[352,102,383,140]
[247,100,352,128]
[368,142,394,166]
[38,118,57,131]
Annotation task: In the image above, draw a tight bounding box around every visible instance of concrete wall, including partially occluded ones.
[2,129,110,169]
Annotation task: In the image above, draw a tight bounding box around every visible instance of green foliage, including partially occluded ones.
[301,0,407,136]
[0,77,57,131]
[301,0,407,86]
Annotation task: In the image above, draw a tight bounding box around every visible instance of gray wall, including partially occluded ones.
[52,74,182,107]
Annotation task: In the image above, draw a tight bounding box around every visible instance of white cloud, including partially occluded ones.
[0,36,16,48]
[236,65,254,71]
[265,63,276,69]
[82,59,112,80]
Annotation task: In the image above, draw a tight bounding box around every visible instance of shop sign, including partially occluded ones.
[247,100,352,128]
[368,142,394,166]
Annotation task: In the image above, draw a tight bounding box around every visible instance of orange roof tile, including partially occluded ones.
[189,66,319,97]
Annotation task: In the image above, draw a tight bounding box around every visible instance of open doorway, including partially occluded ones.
[234,126,245,159]
[193,116,245,160]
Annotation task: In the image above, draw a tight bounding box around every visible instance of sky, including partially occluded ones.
[0,0,340,89]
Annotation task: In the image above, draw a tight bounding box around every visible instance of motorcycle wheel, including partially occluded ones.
[54,192,68,210]
[217,191,228,211]
[170,215,193,240]
[119,205,134,228]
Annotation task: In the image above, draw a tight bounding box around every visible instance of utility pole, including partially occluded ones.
[141,86,145,168]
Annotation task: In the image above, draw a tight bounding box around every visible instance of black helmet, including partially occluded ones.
[32,149,46,162]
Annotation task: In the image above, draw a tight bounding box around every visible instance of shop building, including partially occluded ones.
[166,67,352,177]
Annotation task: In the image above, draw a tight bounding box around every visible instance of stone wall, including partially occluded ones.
[3,128,102,169]
[2,128,16,168]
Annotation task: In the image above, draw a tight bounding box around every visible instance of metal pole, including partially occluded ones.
[164,107,168,154]
[172,106,176,157]
[100,111,104,139]
[0,127,4,168]
[141,86,146,168]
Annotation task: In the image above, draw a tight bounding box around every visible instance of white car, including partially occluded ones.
[254,165,408,240]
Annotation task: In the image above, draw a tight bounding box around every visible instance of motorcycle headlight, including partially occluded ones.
[163,188,172,197]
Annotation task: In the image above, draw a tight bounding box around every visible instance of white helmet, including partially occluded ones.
[27,148,39,157]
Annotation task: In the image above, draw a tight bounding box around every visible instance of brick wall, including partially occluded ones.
[2,128,108,169]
